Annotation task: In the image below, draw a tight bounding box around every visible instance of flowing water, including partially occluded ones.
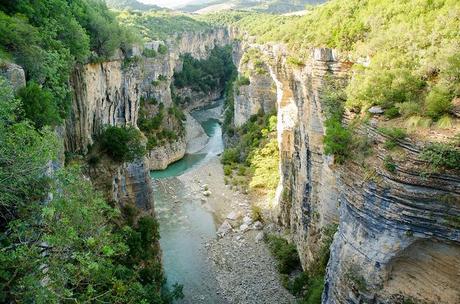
[151,101,226,303]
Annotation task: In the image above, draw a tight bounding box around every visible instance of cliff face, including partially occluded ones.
[65,29,232,215]
[232,39,460,304]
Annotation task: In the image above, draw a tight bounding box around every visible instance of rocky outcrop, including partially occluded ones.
[147,138,187,170]
[185,113,209,154]
[87,156,154,216]
[232,39,460,304]
[233,46,277,127]
[0,63,25,91]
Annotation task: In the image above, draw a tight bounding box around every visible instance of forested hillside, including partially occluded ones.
[202,0,460,166]
[180,0,325,14]
[0,1,181,302]
[105,0,162,11]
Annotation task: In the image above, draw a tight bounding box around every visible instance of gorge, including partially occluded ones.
[0,1,459,303]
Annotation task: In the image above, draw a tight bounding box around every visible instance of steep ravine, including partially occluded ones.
[61,25,460,304]
[231,36,460,304]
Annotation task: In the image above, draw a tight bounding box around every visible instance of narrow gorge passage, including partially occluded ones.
[150,101,294,303]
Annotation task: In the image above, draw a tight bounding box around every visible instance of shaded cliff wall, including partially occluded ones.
[232,37,460,303]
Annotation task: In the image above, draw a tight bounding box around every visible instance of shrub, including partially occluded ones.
[323,119,352,164]
[425,86,453,120]
[379,127,406,150]
[251,205,263,222]
[287,56,305,67]
[158,44,168,55]
[143,48,157,58]
[221,148,239,165]
[384,107,400,119]
[223,165,232,176]
[396,102,420,117]
[421,143,460,171]
[18,82,61,129]
[237,75,251,86]
[99,126,145,162]
[265,234,300,274]
[436,115,453,129]
[384,156,397,173]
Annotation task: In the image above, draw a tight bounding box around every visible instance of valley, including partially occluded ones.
[0,0,459,303]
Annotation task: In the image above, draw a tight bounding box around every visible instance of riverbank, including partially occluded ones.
[178,156,295,304]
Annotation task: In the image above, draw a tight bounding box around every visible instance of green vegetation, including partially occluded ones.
[174,46,236,94]
[202,0,460,130]
[421,143,460,171]
[266,225,337,304]
[384,156,397,173]
[117,10,211,41]
[0,0,138,122]
[99,126,145,162]
[222,113,279,196]
[17,81,61,129]
[265,235,300,274]
[138,102,185,150]
[0,79,181,303]
[379,127,407,150]
[183,0,324,14]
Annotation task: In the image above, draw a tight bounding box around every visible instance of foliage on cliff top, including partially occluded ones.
[0,0,138,123]
[202,0,460,132]
[116,10,212,41]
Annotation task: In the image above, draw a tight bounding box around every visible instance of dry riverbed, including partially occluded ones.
[178,157,295,304]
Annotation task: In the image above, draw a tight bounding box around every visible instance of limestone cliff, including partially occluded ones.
[232,38,460,304]
[65,29,232,215]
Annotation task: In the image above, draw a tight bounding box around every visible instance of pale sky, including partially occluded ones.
[138,0,197,8]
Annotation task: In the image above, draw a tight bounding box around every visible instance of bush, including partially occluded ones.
[237,75,250,86]
[251,205,263,222]
[323,119,352,164]
[99,126,145,162]
[384,156,396,173]
[421,143,460,171]
[265,234,300,274]
[18,82,61,129]
[158,44,168,55]
[384,107,400,119]
[425,86,453,119]
[143,48,157,58]
[221,148,239,165]
[379,127,407,150]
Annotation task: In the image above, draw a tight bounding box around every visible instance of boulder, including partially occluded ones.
[368,106,384,114]
[217,220,232,237]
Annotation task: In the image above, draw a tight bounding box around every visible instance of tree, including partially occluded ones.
[17,81,61,129]
[99,126,146,162]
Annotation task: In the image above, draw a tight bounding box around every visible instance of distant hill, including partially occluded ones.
[179,0,326,14]
[105,0,162,11]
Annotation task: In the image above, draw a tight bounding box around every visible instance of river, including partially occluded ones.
[150,100,227,303]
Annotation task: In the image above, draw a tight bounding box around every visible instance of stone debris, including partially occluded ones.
[217,220,233,238]
[209,230,295,304]
[255,231,264,243]
[242,215,253,226]
[239,223,250,233]
[253,221,263,230]
[226,211,239,221]
[368,106,384,114]
[203,190,212,197]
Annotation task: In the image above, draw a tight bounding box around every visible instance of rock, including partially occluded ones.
[217,221,232,237]
[203,190,212,197]
[253,221,263,230]
[201,184,209,191]
[243,215,253,226]
[226,211,239,221]
[255,232,264,243]
[368,106,384,114]
[239,223,250,233]
[201,197,207,203]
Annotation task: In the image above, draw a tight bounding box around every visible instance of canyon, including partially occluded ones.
[4,24,458,304]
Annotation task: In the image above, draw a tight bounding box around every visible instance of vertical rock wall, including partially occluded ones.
[232,38,460,304]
